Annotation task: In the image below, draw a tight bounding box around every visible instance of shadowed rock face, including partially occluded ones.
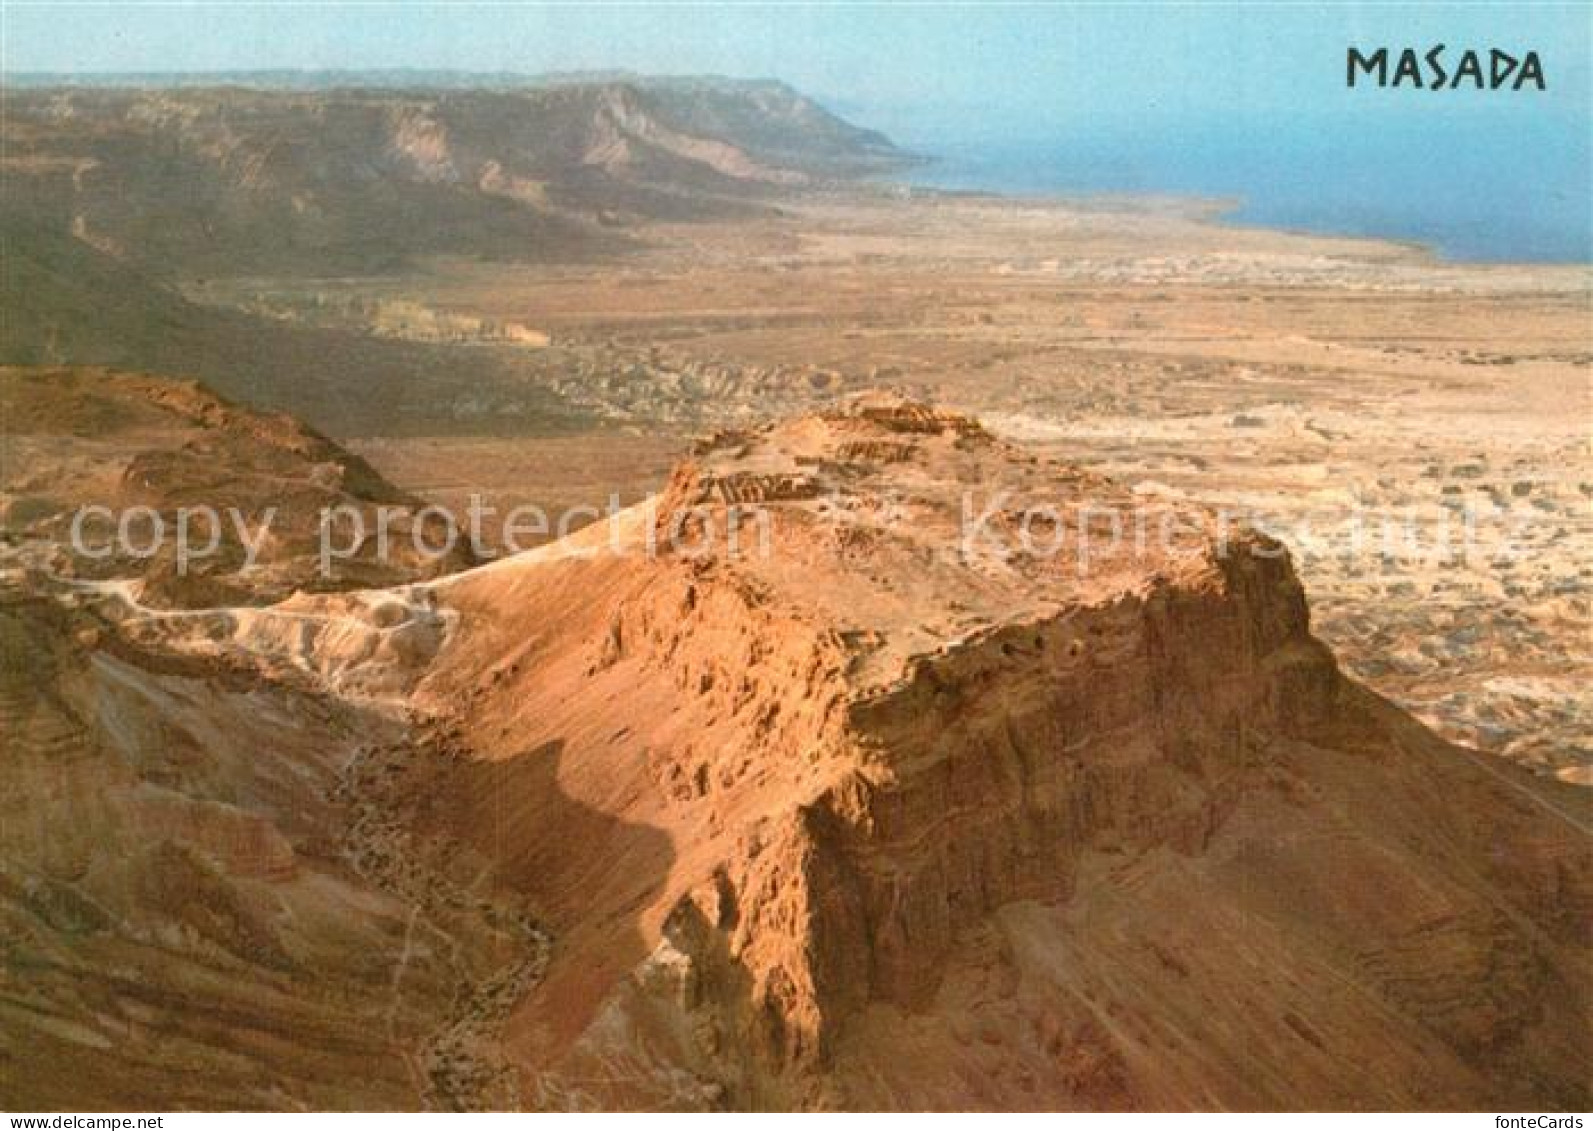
[2,386,1588,1110]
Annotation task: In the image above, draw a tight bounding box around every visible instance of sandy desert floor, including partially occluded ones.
[191,192,1591,781]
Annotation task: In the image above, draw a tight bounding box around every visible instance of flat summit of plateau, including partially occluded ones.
[634,391,1269,691]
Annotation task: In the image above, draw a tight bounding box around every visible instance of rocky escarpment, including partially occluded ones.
[796,541,1330,1013]
[411,394,1590,1109]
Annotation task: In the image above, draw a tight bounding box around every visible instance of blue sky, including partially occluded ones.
[4,3,1588,130]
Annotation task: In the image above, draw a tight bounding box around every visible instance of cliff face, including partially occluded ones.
[412,395,1591,1109]
[811,543,1328,1011]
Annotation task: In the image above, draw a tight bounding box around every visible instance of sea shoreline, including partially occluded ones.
[894,148,1592,268]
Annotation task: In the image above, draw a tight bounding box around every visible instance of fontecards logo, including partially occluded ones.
[1348,45,1545,90]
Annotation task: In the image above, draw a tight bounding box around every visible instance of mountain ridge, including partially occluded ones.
[3,75,908,277]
